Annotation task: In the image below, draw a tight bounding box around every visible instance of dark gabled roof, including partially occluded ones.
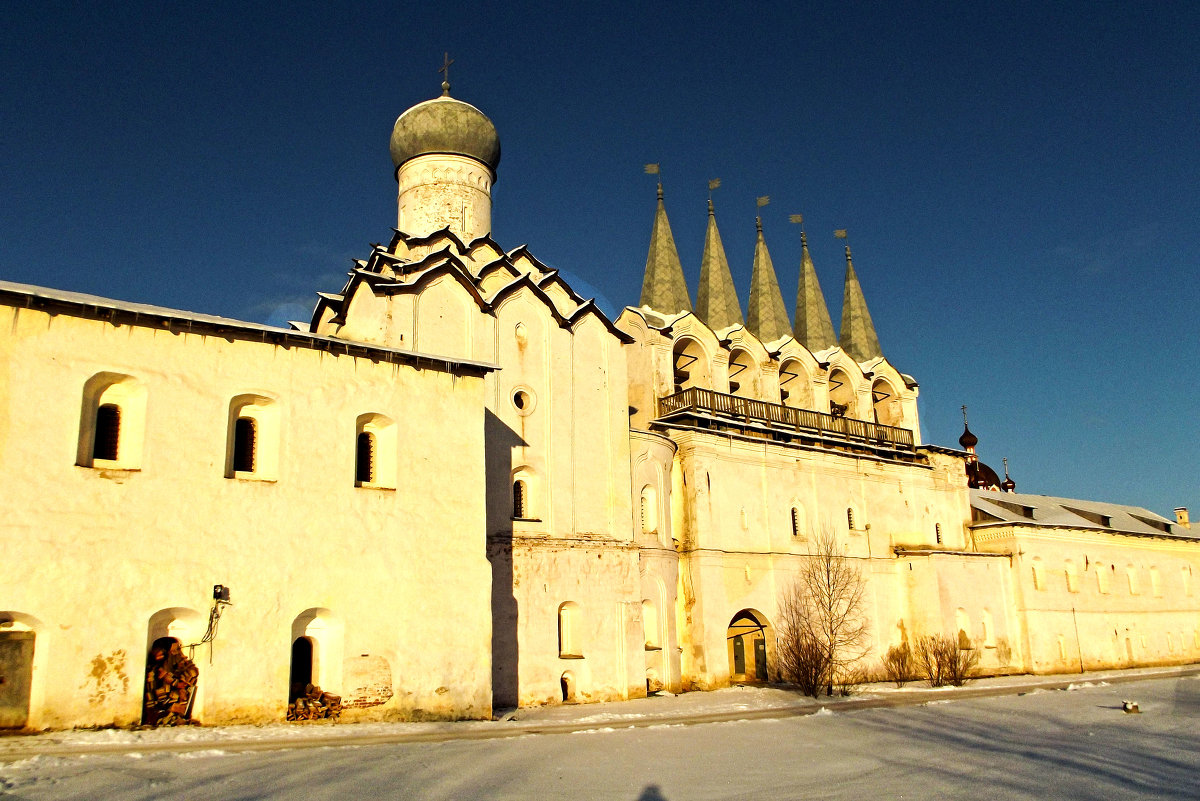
[0,280,496,376]
[969,489,1195,540]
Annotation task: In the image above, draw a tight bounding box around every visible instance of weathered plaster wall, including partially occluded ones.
[976,525,1200,672]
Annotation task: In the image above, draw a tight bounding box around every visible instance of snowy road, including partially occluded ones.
[3,674,1198,800]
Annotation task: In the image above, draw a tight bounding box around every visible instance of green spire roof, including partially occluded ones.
[792,231,837,352]
[695,199,743,330]
[746,218,791,343]
[638,184,692,315]
[838,246,883,361]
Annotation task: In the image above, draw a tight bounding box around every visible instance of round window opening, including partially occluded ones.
[512,388,535,414]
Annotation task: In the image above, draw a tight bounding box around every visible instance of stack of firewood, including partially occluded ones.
[144,643,200,726]
[287,683,342,721]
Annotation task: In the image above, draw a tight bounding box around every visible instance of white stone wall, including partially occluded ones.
[0,304,493,728]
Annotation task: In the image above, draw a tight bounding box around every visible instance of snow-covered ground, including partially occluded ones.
[2,667,1198,799]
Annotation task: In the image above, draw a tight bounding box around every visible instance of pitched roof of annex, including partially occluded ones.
[970,488,1194,541]
[0,280,497,377]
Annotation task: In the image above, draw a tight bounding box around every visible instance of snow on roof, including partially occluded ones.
[970,488,1192,540]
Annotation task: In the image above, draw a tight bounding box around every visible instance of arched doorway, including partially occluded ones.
[0,629,35,729]
[142,636,199,726]
[727,610,771,683]
[289,636,315,702]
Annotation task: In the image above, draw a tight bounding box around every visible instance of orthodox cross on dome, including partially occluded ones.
[962,404,968,424]
[439,52,454,95]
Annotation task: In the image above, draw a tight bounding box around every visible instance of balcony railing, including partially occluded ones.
[657,387,915,452]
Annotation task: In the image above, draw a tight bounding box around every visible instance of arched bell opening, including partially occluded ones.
[727,349,757,398]
[827,369,855,418]
[672,338,709,393]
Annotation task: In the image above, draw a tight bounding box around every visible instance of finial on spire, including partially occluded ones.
[708,177,721,201]
[962,404,969,425]
[657,182,663,201]
[439,52,454,96]
[707,198,714,215]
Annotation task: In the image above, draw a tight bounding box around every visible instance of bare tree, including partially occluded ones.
[776,531,870,697]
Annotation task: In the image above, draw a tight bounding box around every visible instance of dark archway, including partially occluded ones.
[727,610,770,683]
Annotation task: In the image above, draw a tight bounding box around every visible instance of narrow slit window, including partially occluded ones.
[935,523,943,545]
[791,507,801,538]
[94,404,121,461]
[356,431,375,485]
[847,508,855,531]
[233,417,257,473]
[513,479,527,519]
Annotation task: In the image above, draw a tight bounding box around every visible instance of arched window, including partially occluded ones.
[1183,566,1193,597]
[558,602,582,658]
[847,508,856,532]
[1127,565,1140,595]
[640,486,658,534]
[1031,557,1045,591]
[1065,560,1079,593]
[355,431,375,485]
[78,372,146,469]
[355,413,396,489]
[791,505,806,539]
[1097,565,1111,594]
[513,479,528,519]
[93,404,121,461]
[233,417,257,473]
[226,395,278,480]
[1150,567,1162,597]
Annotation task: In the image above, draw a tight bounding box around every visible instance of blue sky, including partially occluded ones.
[2,2,1197,517]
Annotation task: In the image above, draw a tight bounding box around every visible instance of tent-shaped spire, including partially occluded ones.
[792,231,836,352]
[838,246,883,361]
[746,217,791,343]
[638,184,692,314]
[695,199,743,329]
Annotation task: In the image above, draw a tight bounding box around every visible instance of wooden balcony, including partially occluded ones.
[656,387,916,454]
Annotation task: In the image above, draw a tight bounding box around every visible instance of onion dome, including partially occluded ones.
[1001,457,1016,492]
[389,92,501,178]
[958,424,979,450]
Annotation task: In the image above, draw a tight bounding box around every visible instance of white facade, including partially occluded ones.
[2,86,1198,731]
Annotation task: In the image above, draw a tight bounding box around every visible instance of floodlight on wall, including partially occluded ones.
[213,584,231,603]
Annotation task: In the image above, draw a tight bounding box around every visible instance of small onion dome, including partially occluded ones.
[958,424,978,450]
[966,460,1002,490]
[1001,474,1016,492]
[389,95,501,178]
